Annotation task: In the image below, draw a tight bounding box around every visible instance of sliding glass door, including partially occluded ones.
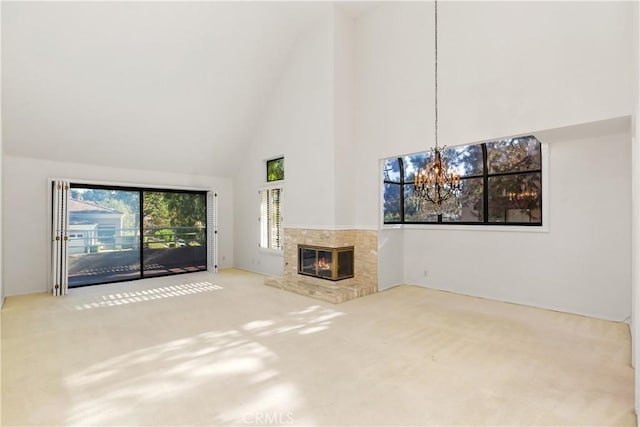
[66,184,207,288]
[142,191,207,278]
[67,187,140,287]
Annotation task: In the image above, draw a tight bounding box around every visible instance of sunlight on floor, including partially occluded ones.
[242,305,346,337]
[73,281,223,310]
[63,301,343,426]
[2,271,634,426]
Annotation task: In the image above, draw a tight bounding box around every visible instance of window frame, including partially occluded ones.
[266,157,285,182]
[381,137,548,229]
[67,182,209,287]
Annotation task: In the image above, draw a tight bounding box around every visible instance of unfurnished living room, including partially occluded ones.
[1,1,640,426]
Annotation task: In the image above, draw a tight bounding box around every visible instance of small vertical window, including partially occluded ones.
[262,157,284,250]
[260,187,283,250]
[267,157,284,182]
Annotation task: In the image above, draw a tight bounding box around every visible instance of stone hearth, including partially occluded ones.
[264,228,378,303]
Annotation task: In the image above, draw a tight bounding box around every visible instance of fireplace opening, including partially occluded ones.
[298,245,354,281]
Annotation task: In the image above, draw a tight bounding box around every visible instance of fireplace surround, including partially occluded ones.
[264,228,378,304]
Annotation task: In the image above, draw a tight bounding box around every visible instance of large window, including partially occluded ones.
[66,184,208,287]
[383,136,542,225]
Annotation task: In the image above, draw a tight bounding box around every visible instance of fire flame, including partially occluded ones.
[317,258,331,270]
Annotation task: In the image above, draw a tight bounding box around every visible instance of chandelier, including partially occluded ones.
[507,190,538,202]
[413,0,460,213]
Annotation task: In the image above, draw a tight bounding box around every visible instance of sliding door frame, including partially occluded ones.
[51,180,70,296]
[49,178,218,291]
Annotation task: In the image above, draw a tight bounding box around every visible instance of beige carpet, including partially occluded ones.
[1,269,635,426]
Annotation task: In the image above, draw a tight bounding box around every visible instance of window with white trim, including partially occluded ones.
[260,187,283,250]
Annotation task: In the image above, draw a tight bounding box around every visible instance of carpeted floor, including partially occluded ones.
[1,269,635,426]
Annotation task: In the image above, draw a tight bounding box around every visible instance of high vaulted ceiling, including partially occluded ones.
[2,1,341,177]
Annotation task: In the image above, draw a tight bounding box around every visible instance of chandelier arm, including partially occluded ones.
[419,185,438,205]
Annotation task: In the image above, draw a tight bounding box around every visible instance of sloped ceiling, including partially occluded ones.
[2,1,330,176]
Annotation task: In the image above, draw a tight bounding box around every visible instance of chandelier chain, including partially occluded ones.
[434,0,438,148]
[412,0,460,215]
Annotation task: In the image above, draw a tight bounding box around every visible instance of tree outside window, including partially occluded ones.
[267,157,284,182]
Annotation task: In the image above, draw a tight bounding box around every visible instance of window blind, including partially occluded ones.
[260,187,283,250]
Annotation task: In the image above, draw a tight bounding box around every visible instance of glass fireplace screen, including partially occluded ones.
[298,245,354,281]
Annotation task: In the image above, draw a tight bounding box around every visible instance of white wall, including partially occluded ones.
[402,121,631,321]
[440,1,633,145]
[0,0,3,306]
[378,228,403,291]
[333,8,357,229]
[2,155,234,296]
[355,2,634,320]
[233,6,335,276]
[355,2,432,229]
[355,1,635,228]
[632,0,640,417]
[1,2,327,178]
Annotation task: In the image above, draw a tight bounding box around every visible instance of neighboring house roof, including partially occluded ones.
[69,199,123,215]
[69,218,95,226]
[68,222,98,231]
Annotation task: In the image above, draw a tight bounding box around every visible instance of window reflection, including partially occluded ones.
[486,136,541,174]
[488,173,541,223]
[442,178,483,223]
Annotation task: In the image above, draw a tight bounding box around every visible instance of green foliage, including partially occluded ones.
[267,158,284,182]
[70,187,207,242]
[143,192,207,244]
[154,228,174,242]
[143,192,171,227]
[143,192,206,228]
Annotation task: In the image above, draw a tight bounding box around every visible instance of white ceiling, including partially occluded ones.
[2,1,337,177]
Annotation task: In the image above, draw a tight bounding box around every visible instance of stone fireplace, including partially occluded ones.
[264,228,378,303]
